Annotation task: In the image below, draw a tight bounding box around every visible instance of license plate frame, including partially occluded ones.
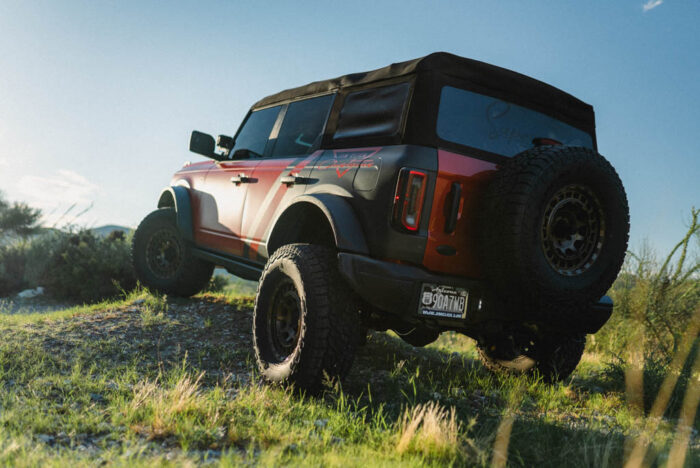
[418,283,469,319]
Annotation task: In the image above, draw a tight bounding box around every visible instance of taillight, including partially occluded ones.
[393,169,427,231]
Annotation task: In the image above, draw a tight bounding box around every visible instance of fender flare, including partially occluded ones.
[267,194,369,255]
[157,186,194,242]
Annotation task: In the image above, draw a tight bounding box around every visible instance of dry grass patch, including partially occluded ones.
[124,372,224,443]
[396,401,461,460]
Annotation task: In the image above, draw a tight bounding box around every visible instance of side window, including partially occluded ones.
[231,105,281,157]
[333,82,410,141]
[270,94,335,157]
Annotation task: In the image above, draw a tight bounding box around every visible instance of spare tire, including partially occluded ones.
[481,146,629,314]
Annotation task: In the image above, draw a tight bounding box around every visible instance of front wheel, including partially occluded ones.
[253,244,361,392]
[131,208,213,297]
[477,331,586,382]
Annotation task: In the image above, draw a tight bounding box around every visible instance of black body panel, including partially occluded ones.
[157,186,194,242]
[338,252,613,334]
[192,247,263,282]
[265,193,370,256]
[306,145,437,264]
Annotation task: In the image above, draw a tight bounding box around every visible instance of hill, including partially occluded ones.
[90,225,132,238]
[0,290,696,467]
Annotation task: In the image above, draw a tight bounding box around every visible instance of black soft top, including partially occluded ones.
[253,52,594,137]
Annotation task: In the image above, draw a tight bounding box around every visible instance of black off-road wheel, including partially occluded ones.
[253,244,361,392]
[477,332,586,383]
[481,145,629,318]
[132,208,214,297]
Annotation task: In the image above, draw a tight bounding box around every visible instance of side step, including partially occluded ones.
[192,248,263,281]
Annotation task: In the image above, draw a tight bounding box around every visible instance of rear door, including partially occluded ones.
[242,94,336,261]
[196,105,281,256]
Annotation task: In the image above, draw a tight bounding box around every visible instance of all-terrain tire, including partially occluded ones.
[132,208,214,297]
[477,333,586,383]
[481,146,629,317]
[253,244,361,392]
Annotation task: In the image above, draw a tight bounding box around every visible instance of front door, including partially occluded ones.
[241,94,336,262]
[195,105,281,256]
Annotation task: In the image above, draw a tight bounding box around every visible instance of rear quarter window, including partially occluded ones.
[271,94,335,157]
[333,82,410,141]
[437,86,593,157]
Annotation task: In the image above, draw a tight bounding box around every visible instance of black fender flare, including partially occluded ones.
[157,186,194,242]
[267,194,369,256]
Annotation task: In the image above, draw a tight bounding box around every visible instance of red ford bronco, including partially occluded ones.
[132,52,629,388]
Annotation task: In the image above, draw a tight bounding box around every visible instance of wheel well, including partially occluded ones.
[267,203,336,256]
[158,191,175,209]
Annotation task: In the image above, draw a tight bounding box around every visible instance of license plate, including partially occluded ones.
[418,284,469,319]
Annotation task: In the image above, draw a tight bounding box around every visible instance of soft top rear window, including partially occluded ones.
[333,82,410,141]
[437,86,593,157]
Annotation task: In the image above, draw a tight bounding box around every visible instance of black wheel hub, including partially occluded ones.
[541,184,605,276]
[145,228,182,278]
[267,279,302,362]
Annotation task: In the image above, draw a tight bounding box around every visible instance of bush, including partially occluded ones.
[0,244,31,296]
[601,340,699,423]
[204,273,229,293]
[0,229,136,302]
[589,208,699,426]
[38,230,136,302]
[593,208,699,361]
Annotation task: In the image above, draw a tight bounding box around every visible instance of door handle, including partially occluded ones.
[280,174,308,186]
[230,174,251,184]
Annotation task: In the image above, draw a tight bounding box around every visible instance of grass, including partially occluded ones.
[0,208,695,466]
[0,289,696,467]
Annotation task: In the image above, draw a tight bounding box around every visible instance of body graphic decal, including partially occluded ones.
[313,148,381,178]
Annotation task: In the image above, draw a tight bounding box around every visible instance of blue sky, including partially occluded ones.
[0,0,698,254]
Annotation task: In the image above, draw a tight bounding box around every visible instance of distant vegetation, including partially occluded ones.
[0,190,41,240]
[0,193,255,301]
[0,192,136,300]
[595,208,699,439]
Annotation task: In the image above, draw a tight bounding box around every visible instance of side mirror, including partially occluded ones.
[189,131,220,160]
[217,134,234,151]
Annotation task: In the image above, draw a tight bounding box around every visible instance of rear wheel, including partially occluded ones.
[253,244,361,392]
[477,331,585,382]
[132,208,213,297]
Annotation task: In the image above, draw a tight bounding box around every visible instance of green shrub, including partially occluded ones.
[589,208,699,426]
[38,230,136,302]
[0,229,136,302]
[594,208,699,361]
[0,244,31,296]
[204,273,229,293]
[601,340,699,423]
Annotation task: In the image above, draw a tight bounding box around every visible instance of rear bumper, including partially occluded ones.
[337,252,613,334]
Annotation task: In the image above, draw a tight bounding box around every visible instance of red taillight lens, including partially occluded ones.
[393,169,427,231]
